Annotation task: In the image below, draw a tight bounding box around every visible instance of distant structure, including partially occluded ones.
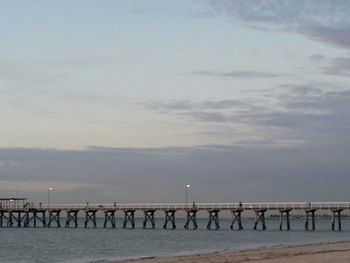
[0,200,346,231]
[0,198,27,209]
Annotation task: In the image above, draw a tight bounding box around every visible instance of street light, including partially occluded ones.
[48,187,53,208]
[185,184,190,208]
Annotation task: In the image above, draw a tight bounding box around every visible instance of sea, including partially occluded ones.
[1,216,350,263]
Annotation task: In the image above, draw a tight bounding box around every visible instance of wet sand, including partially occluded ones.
[118,242,350,263]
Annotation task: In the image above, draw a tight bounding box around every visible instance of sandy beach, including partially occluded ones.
[118,242,350,263]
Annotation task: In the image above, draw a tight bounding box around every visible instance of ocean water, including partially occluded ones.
[1,217,350,263]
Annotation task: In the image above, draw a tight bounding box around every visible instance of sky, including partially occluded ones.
[0,0,350,204]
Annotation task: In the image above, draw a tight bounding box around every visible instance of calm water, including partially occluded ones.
[1,217,350,263]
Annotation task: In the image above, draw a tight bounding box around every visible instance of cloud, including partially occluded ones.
[0,144,349,203]
[311,55,350,77]
[299,25,350,50]
[0,180,94,192]
[146,83,350,146]
[193,70,281,79]
[145,99,249,113]
[210,0,350,49]
[253,86,350,141]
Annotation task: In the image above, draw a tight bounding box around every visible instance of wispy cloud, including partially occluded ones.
[311,54,350,77]
[299,25,350,50]
[193,70,282,79]
[145,83,350,146]
[145,99,249,112]
[210,0,350,49]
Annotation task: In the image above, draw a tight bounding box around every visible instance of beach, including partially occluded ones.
[118,242,350,263]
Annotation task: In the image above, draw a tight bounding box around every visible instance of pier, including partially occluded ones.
[0,199,349,231]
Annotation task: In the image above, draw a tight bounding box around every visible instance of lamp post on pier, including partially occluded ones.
[185,184,190,208]
[48,187,53,209]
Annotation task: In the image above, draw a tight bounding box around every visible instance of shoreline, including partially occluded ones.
[115,241,350,263]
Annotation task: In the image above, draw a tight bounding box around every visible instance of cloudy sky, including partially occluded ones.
[1,0,349,204]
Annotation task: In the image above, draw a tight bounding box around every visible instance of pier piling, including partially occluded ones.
[331,209,342,231]
[279,209,291,231]
[1,201,350,231]
[85,210,97,228]
[143,210,156,229]
[7,212,14,227]
[253,209,267,230]
[123,210,136,229]
[66,210,79,228]
[207,210,220,230]
[17,212,23,227]
[184,209,198,230]
[24,210,46,227]
[305,209,316,231]
[230,209,243,230]
[0,211,4,227]
[163,210,176,229]
[104,210,116,228]
[48,210,61,228]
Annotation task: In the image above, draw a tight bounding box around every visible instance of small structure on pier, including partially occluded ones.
[0,198,28,227]
[0,198,27,209]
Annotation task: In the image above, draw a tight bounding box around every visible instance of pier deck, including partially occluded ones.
[0,202,349,231]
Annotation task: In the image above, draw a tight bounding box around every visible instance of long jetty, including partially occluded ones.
[0,200,349,231]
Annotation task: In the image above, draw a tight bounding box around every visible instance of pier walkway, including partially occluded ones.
[0,202,349,231]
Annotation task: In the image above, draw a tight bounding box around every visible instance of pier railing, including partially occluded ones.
[3,202,350,211]
[1,202,348,231]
